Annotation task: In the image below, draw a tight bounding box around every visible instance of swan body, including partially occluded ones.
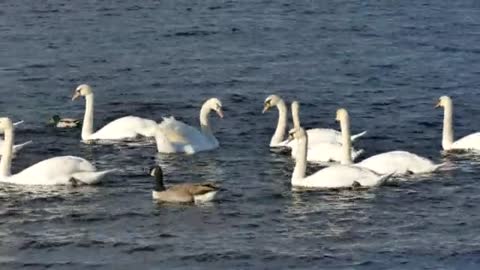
[150,166,219,203]
[336,108,443,175]
[355,151,444,175]
[292,141,364,163]
[86,116,158,141]
[0,118,113,186]
[156,98,223,154]
[73,84,158,142]
[449,133,480,150]
[290,127,391,189]
[437,96,480,151]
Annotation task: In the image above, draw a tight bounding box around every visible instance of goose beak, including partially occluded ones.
[435,101,441,108]
[216,108,224,118]
[72,92,80,101]
[262,104,269,114]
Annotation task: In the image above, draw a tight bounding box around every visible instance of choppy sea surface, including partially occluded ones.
[1,1,480,269]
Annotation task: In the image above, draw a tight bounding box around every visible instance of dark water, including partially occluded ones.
[1,0,480,269]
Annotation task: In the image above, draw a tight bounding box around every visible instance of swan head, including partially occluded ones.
[335,108,349,122]
[206,98,224,118]
[263,95,282,113]
[149,165,165,191]
[436,96,452,108]
[0,117,13,131]
[286,126,306,143]
[291,101,300,112]
[72,84,93,101]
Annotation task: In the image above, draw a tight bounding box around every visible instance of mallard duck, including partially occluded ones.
[48,115,81,128]
[150,165,219,203]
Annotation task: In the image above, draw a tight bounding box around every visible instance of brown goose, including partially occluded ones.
[150,165,219,203]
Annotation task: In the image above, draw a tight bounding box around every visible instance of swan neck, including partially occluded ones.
[340,116,352,165]
[0,127,13,177]
[271,99,288,145]
[442,103,454,149]
[292,135,307,182]
[82,93,94,140]
[200,105,214,138]
[292,104,300,128]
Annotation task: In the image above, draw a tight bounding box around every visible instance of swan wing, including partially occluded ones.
[158,116,202,144]
[158,117,216,152]
[452,132,480,150]
[356,151,438,175]
[91,116,158,140]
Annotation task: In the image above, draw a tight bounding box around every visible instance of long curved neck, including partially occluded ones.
[271,100,287,146]
[200,105,214,139]
[0,126,13,177]
[340,116,352,165]
[81,93,95,140]
[292,104,300,128]
[442,103,454,150]
[292,135,307,183]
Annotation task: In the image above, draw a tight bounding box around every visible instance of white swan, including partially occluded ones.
[0,118,114,185]
[436,95,480,151]
[287,100,366,146]
[156,98,223,154]
[287,101,363,163]
[72,84,158,142]
[263,95,367,147]
[289,127,391,189]
[335,108,444,175]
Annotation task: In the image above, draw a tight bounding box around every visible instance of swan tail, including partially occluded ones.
[13,120,24,126]
[13,140,33,152]
[352,149,365,161]
[72,169,117,185]
[351,131,367,142]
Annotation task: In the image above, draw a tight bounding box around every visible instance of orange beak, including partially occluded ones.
[72,92,81,101]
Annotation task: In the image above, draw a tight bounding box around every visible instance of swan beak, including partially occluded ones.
[286,134,294,144]
[216,108,224,118]
[262,104,270,113]
[72,92,81,101]
[435,101,441,108]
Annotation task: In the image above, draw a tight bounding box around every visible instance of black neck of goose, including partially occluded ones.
[154,170,166,191]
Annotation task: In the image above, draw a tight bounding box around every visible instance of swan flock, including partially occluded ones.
[0,84,476,200]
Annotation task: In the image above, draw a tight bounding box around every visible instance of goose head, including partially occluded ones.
[0,117,13,132]
[72,84,93,101]
[435,96,452,109]
[205,98,224,118]
[262,95,282,113]
[48,115,61,125]
[150,165,165,191]
[336,108,349,122]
